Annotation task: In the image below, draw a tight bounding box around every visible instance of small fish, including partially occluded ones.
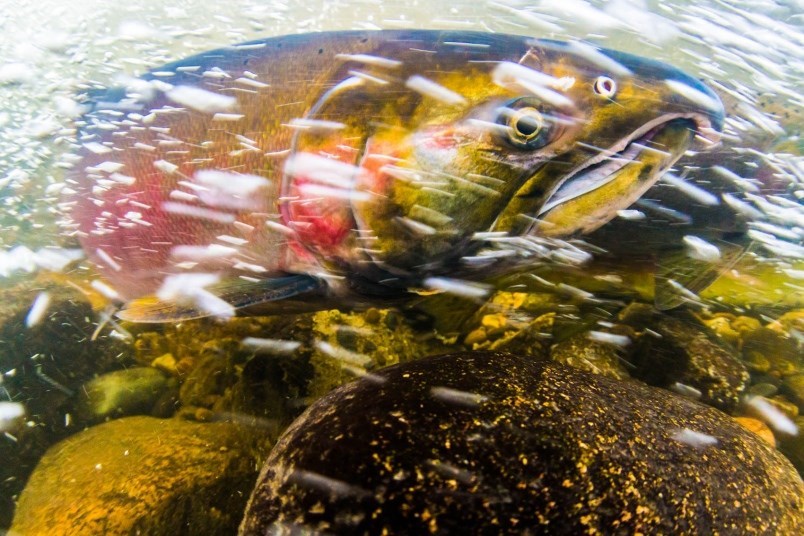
[62,30,724,322]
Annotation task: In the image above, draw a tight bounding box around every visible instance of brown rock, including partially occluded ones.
[619,305,749,412]
[11,416,266,535]
[241,352,803,535]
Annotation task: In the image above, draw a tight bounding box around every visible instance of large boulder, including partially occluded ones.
[241,352,803,534]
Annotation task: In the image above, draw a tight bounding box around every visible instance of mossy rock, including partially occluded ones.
[0,278,133,528]
[619,304,749,412]
[306,309,428,399]
[11,416,266,535]
[75,367,173,424]
[242,352,803,534]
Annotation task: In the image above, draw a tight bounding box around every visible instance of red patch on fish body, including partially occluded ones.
[280,142,367,262]
[70,138,285,298]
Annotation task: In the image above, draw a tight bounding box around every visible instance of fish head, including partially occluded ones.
[283,35,724,278]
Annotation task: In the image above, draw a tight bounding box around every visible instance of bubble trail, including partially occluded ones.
[425,459,477,485]
[395,217,437,235]
[683,235,721,263]
[660,173,719,206]
[556,41,633,77]
[156,273,235,320]
[617,209,646,220]
[722,193,764,221]
[314,341,372,368]
[670,428,719,448]
[491,62,574,107]
[405,75,467,105]
[25,292,50,328]
[161,202,237,224]
[166,86,238,113]
[90,280,121,301]
[746,397,799,436]
[334,53,402,69]
[284,152,364,189]
[288,469,372,499]
[241,337,301,355]
[423,277,491,299]
[430,386,489,407]
[712,166,760,193]
[671,383,703,400]
[665,80,722,115]
[587,331,631,347]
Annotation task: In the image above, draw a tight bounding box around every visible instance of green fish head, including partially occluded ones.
[283,34,724,278]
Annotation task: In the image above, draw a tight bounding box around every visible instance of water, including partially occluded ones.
[0,0,802,533]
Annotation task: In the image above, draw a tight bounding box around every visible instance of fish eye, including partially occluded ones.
[502,106,550,149]
[593,76,617,98]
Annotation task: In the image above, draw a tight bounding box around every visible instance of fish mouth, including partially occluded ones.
[538,113,720,216]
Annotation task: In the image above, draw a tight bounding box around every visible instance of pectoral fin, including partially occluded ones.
[654,240,747,310]
[117,274,326,323]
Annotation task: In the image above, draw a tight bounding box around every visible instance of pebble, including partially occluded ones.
[747,382,779,398]
[76,367,171,424]
[734,417,777,447]
[619,304,749,412]
[150,353,178,376]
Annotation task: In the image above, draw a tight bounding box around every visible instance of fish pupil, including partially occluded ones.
[508,107,548,148]
[514,111,542,138]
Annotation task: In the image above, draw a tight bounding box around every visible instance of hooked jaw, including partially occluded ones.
[533,45,725,227]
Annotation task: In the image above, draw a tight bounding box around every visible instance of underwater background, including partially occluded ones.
[0,0,802,533]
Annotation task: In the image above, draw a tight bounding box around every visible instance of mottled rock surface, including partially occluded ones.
[241,352,803,535]
[11,416,267,535]
[619,304,749,412]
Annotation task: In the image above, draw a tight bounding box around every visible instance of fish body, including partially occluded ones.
[62,30,724,321]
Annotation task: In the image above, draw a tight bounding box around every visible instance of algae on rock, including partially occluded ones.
[242,352,804,535]
[306,308,432,400]
[11,416,268,536]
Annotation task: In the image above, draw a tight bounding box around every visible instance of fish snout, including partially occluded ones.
[663,74,725,146]
[600,47,725,144]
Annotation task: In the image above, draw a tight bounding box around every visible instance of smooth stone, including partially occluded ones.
[747,382,779,398]
[151,352,179,376]
[11,416,264,535]
[766,396,800,419]
[241,352,803,535]
[734,417,776,447]
[76,367,172,423]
